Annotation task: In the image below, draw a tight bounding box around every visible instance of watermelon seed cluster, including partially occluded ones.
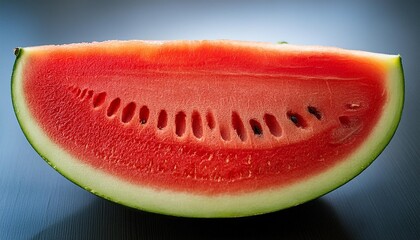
[69,86,329,143]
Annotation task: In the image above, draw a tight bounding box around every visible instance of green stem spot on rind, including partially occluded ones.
[14,48,21,56]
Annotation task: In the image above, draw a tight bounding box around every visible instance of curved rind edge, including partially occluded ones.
[11,44,404,218]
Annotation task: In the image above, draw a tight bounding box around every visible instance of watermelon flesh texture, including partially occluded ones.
[12,40,404,217]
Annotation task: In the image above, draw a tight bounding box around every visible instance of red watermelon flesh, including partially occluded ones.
[12,40,404,217]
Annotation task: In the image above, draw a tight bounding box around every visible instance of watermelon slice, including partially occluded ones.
[11,40,404,217]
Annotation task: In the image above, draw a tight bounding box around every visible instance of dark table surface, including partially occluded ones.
[1,1,419,239]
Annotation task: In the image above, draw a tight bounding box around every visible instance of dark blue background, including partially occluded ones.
[1,0,419,239]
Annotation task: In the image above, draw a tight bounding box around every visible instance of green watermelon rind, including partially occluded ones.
[11,43,404,218]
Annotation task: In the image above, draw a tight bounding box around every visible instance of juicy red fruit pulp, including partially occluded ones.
[23,42,386,195]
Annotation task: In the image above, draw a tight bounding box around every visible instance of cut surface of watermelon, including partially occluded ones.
[12,40,404,217]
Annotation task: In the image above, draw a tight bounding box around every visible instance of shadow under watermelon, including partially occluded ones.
[31,196,352,240]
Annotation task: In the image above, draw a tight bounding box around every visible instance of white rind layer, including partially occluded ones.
[11,42,404,217]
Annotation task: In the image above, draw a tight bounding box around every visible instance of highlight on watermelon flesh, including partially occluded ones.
[11,40,404,218]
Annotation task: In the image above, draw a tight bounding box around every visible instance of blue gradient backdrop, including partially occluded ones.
[1,0,419,239]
